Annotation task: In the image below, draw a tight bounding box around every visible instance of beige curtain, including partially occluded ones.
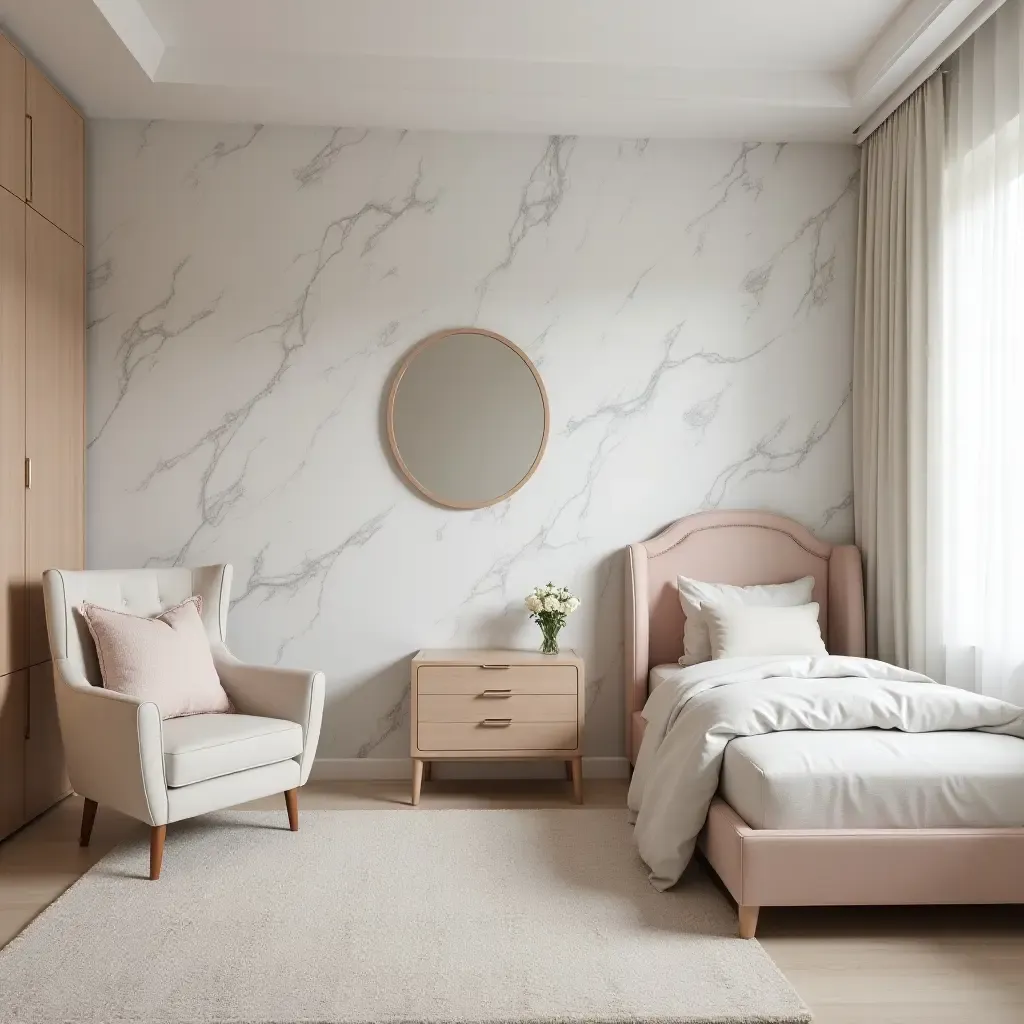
[853,75,945,671]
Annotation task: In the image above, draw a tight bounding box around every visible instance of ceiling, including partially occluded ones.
[0,0,995,139]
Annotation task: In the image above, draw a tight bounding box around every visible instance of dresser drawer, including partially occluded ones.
[417,721,578,752]
[418,693,577,723]
[417,665,577,695]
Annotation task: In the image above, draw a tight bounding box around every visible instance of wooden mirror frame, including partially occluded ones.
[386,327,550,510]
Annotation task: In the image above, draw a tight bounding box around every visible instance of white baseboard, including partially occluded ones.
[309,756,629,782]
[310,758,412,781]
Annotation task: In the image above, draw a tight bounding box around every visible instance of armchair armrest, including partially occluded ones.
[53,659,168,825]
[211,645,325,785]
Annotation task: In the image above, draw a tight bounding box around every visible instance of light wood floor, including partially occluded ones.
[2,780,1022,1024]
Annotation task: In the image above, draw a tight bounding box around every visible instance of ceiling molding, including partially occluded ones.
[850,0,988,112]
[155,47,850,111]
[90,0,164,78]
[0,0,1004,140]
[854,0,1007,141]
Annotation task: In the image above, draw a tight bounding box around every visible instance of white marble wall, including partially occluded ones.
[87,122,858,763]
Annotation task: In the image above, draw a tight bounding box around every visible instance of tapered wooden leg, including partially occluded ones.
[422,761,432,782]
[738,905,759,939]
[570,757,583,804]
[79,799,98,847]
[149,825,166,881]
[284,788,299,831]
[411,759,424,806]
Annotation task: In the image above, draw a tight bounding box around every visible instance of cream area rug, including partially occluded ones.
[0,809,809,1023]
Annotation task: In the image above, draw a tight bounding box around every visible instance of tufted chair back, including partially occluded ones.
[42,566,232,687]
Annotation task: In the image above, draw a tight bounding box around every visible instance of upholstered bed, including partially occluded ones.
[626,510,1024,938]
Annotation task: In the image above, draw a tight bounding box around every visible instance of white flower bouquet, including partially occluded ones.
[525,583,580,655]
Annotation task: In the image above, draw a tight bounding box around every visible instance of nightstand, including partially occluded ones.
[410,649,585,805]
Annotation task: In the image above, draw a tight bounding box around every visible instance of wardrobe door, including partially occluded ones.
[0,185,26,675]
[0,32,26,200]
[26,63,83,243]
[0,670,27,840]
[25,207,84,667]
[24,661,69,821]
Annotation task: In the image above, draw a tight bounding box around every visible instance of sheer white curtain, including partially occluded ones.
[940,0,1024,701]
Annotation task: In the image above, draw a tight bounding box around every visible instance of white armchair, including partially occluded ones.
[41,565,325,880]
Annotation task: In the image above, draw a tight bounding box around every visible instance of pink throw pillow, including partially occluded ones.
[81,596,232,720]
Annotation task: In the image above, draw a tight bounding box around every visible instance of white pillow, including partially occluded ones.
[676,574,815,666]
[704,602,827,659]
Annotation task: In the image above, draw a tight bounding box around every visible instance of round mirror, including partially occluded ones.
[387,329,549,509]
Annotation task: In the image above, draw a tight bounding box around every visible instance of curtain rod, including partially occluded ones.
[854,0,1008,143]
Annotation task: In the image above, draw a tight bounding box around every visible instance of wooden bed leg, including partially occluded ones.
[738,905,759,939]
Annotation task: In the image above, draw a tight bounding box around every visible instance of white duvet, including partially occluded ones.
[626,655,1024,890]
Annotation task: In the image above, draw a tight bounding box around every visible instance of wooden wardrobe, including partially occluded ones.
[0,31,84,841]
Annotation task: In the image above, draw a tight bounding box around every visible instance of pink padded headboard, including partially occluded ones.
[625,510,865,763]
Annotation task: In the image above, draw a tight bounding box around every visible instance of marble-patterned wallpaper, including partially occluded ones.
[87,121,858,765]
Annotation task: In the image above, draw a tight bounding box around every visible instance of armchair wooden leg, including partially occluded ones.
[79,799,98,847]
[149,825,166,881]
[284,788,299,831]
[738,905,759,939]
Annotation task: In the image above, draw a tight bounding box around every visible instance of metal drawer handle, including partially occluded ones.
[480,718,512,727]
[481,689,512,698]
[480,664,510,670]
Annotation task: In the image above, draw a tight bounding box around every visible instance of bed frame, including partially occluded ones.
[626,510,1024,938]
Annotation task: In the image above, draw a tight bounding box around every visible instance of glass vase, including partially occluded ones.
[539,625,561,656]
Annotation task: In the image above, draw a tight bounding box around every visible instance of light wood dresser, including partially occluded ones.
[410,649,585,805]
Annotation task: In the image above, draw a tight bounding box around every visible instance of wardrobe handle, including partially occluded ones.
[481,689,512,698]
[25,114,33,203]
[480,718,512,728]
[480,664,510,670]
[24,457,31,489]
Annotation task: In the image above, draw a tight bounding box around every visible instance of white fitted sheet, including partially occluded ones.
[649,665,680,691]
[720,729,1024,830]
